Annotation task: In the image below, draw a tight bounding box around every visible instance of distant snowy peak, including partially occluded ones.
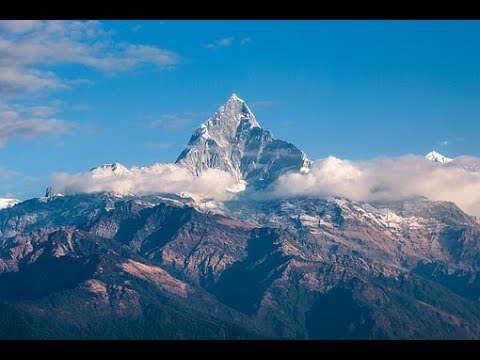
[90,162,131,176]
[176,93,311,186]
[0,198,20,210]
[424,152,480,173]
[425,151,453,164]
[88,162,186,180]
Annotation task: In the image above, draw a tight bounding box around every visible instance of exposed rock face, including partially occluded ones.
[176,94,311,187]
[1,193,480,339]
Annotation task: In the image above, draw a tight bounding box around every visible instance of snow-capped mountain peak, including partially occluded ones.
[425,150,453,164]
[228,93,242,102]
[206,92,260,139]
[176,94,311,185]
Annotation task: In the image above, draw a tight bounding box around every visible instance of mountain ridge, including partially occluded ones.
[1,191,480,339]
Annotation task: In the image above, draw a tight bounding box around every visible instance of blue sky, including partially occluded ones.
[1,20,480,200]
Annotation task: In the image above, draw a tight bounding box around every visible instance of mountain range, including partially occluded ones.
[0,94,480,339]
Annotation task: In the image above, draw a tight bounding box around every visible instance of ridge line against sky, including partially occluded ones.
[1,20,480,200]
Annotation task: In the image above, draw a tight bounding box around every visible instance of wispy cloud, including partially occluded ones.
[131,24,142,33]
[0,20,180,147]
[0,67,66,96]
[267,155,480,217]
[148,113,197,130]
[0,20,41,34]
[0,21,179,92]
[68,104,92,112]
[218,37,234,47]
[203,37,235,49]
[21,105,60,117]
[440,140,450,146]
[84,44,178,72]
[145,141,173,150]
[249,100,277,109]
[278,120,296,128]
[0,166,16,178]
[0,106,71,147]
[240,37,251,45]
[203,36,251,49]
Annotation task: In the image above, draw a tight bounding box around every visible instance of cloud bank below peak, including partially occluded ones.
[49,147,480,217]
[51,163,240,201]
[265,155,480,217]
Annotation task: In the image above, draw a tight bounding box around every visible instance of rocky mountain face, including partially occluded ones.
[1,194,480,339]
[176,94,311,187]
[1,95,480,339]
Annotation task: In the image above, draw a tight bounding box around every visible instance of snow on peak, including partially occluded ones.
[217,93,259,129]
[0,198,20,210]
[228,93,244,103]
[91,162,131,176]
[425,151,453,164]
[176,94,312,186]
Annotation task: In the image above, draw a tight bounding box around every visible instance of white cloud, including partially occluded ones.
[80,44,178,72]
[51,164,239,201]
[218,37,234,47]
[0,20,179,97]
[204,37,234,49]
[240,37,251,45]
[0,20,179,148]
[0,107,71,147]
[131,24,142,33]
[145,141,173,150]
[0,166,16,178]
[0,66,66,96]
[440,140,449,146]
[68,104,92,112]
[24,105,60,117]
[0,20,41,34]
[268,155,480,217]
[149,113,196,130]
[204,36,251,49]
[48,153,480,216]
